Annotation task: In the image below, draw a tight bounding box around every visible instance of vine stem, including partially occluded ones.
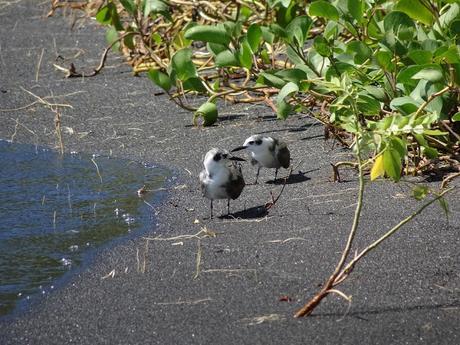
[294,129,365,318]
[333,186,454,286]
[414,86,451,118]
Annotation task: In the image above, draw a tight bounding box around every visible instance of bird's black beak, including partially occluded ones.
[231,146,247,152]
[229,156,246,162]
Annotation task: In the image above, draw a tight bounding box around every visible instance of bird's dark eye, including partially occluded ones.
[248,141,254,145]
[213,153,221,161]
[255,139,262,145]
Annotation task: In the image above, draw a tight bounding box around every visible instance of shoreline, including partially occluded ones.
[0,2,459,344]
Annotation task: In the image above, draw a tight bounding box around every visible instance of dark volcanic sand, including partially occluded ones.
[0,1,459,344]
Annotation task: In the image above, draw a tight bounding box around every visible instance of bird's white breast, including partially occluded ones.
[201,168,231,200]
[251,149,279,168]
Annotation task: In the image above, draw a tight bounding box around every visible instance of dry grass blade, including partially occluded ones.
[144,227,217,243]
[154,298,212,306]
[91,158,103,184]
[101,269,116,279]
[20,87,73,109]
[193,239,202,279]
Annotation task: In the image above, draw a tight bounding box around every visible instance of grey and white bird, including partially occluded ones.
[199,148,246,219]
[231,135,290,183]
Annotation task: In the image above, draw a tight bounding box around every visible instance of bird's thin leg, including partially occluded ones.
[210,200,213,219]
[274,168,278,182]
[227,199,230,216]
[255,166,261,184]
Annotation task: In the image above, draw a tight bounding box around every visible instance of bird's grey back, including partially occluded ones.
[277,142,290,169]
[225,163,245,200]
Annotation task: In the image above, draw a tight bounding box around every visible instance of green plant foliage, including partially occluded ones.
[193,102,218,126]
[147,69,172,92]
[308,1,339,21]
[184,25,231,45]
[96,3,123,30]
[90,0,459,178]
[171,48,196,81]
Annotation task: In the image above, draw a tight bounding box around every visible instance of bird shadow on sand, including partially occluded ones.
[219,205,269,220]
[264,170,317,185]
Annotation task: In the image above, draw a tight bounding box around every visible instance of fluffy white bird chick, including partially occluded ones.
[199,148,245,219]
[232,135,290,183]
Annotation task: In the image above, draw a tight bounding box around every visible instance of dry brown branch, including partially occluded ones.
[441,172,460,189]
[54,32,136,78]
[295,186,454,318]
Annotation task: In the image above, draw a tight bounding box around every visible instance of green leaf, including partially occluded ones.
[105,27,120,51]
[119,0,136,14]
[147,69,172,92]
[171,48,196,81]
[390,137,406,159]
[207,43,227,56]
[397,64,443,85]
[309,1,339,21]
[364,86,387,102]
[423,146,439,159]
[258,72,286,89]
[407,50,432,65]
[394,0,434,26]
[269,24,288,40]
[276,1,296,27]
[347,41,372,64]
[434,45,460,64]
[313,36,331,57]
[215,50,240,67]
[423,129,448,136]
[247,24,262,52]
[260,26,275,45]
[184,25,231,45]
[276,100,293,120]
[357,94,381,115]
[275,68,307,84]
[144,0,170,20]
[183,77,207,93]
[412,68,444,82]
[383,148,402,181]
[324,20,339,40]
[438,2,459,29]
[412,185,429,200]
[383,11,415,32]
[124,31,135,50]
[285,16,312,46]
[223,21,242,38]
[286,46,306,65]
[239,6,253,22]
[96,4,112,25]
[193,102,218,127]
[390,96,421,115]
[452,112,460,122]
[450,19,460,36]
[375,50,393,71]
[347,0,364,23]
[96,3,123,30]
[277,81,299,102]
[238,40,253,69]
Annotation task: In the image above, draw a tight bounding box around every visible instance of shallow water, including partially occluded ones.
[0,140,169,317]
